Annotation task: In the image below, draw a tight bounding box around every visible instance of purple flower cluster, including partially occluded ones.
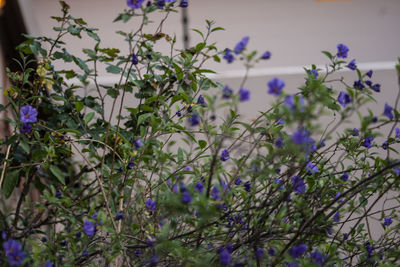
[291,176,306,194]
[20,105,38,134]
[3,239,26,266]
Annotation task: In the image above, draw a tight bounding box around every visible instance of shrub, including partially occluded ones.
[0,1,400,266]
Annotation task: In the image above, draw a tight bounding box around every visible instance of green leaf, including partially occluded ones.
[195,42,206,52]
[138,113,152,126]
[87,31,100,42]
[211,26,225,33]
[192,29,204,39]
[321,50,333,60]
[20,140,30,154]
[106,65,122,74]
[198,140,207,149]
[84,112,95,124]
[49,165,65,185]
[75,101,84,112]
[73,57,90,74]
[2,170,20,199]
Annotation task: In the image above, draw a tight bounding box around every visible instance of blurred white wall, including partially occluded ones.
[16,0,400,120]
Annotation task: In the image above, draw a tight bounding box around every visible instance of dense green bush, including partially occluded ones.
[1,1,400,266]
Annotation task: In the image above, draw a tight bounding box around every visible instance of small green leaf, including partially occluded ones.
[106,65,122,74]
[137,113,152,126]
[2,170,20,199]
[49,165,65,185]
[75,102,84,112]
[84,112,95,124]
[198,140,207,149]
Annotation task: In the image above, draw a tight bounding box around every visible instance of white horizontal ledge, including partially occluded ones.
[69,61,397,86]
[207,61,397,79]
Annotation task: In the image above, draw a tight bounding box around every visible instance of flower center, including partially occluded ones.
[25,114,29,118]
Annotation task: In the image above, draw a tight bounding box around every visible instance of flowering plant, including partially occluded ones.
[0,1,400,266]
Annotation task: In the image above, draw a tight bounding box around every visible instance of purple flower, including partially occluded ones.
[347,59,357,70]
[239,88,250,102]
[395,128,400,139]
[222,86,233,99]
[352,128,359,136]
[219,249,232,266]
[268,248,276,256]
[223,49,235,63]
[291,176,306,194]
[234,176,242,185]
[310,250,325,266]
[333,212,340,222]
[82,250,89,257]
[256,248,264,258]
[268,78,285,96]
[155,0,165,9]
[261,51,271,60]
[338,91,352,107]
[45,260,55,267]
[179,0,188,7]
[181,190,192,204]
[384,217,392,226]
[382,141,389,150]
[292,129,310,145]
[234,36,249,55]
[211,185,220,201]
[127,0,146,9]
[115,211,124,221]
[75,232,82,238]
[145,199,156,211]
[244,181,251,192]
[353,80,365,89]
[384,103,394,120]
[220,149,230,161]
[197,95,207,107]
[176,110,182,117]
[336,43,349,59]
[131,53,139,65]
[275,137,284,148]
[362,136,374,148]
[83,220,95,237]
[366,70,373,78]
[371,116,378,123]
[55,190,62,199]
[189,113,200,126]
[340,173,349,181]
[134,138,143,148]
[310,69,318,80]
[289,244,307,258]
[20,123,32,134]
[371,83,381,92]
[3,239,26,266]
[220,179,230,192]
[195,182,204,193]
[20,105,38,123]
[306,162,319,174]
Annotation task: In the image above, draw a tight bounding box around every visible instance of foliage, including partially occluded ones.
[0,1,400,266]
